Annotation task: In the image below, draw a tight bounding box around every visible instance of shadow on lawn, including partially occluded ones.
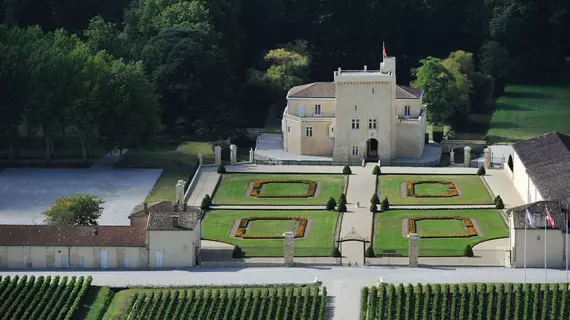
[502,91,551,100]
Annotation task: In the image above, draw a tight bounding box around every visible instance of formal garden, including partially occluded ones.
[202,210,339,257]
[378,175,494,205]
[373,209,508,256]
[211,173,347,205]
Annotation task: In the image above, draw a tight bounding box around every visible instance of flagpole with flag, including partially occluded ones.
[544,203,548,283]
[382,42,387,58]
[566,200,568,283]
[524,206,530,283]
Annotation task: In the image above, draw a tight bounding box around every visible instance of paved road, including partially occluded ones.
[2,266,568,320]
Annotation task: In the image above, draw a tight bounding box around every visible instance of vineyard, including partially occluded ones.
[361,283,570,320]
[0,275,92,320]
[111,285,327,320]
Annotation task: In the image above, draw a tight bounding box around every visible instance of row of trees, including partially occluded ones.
[0,25,159,161]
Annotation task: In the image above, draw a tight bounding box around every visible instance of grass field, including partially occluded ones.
[246,219,298,236]
[259,182,310,196]
[415,219,466,237]
[379,175,493,205]
[202,210,338,256]
[0,275,92,320]
[374,209,508,256]
[104,285,327,320]
[413,183,449,196]
[360,283,570,320]
[487,84,570,143]
[212,174,345,205]
[116,139,214,202]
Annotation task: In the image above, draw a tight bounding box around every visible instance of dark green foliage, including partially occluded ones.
[380,197,390,211]
[476,284,486,320]
[422,284,431,320]
[368,286,378,320]
[370,193,380,205]
[477,167,486,176]
[343,166,352,175]
[386,285,395,320]
[495,198,505,209]
[378,285,386,320]
[464,244,474,257]
[232,245,243,258]
[523,283,532,320]
[493,195,501,204]
[361,287,369,320]
[450,284,459,320]
[513,283,523,319]
[431,284,441,320]
[372,165,381,176]
[369,203,377,213]
[395,284,403,320]
[532,283,541,320]
[217,164,227,174]
[338,193,347,204]
[331,247,341,258]
[508,155,514,172]
[486,284,495,320]
[326,197,336,211]
[413,284,422,320]
[404,284,413,320]
[338,201,347,213]
[467,284,476,320]
[458,284,468,320]
[441,284,449,320]
[365,246,375,258]
[200,194,212,210]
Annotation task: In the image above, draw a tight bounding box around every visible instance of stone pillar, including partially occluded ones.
[500,155,505,170]
[377,160,381,167]
[230,144,237,165]
[449,150,455,164]
[408,233,420,267]
[463,146,472,168]
[176,180,185,204]
[197,152,203,166]
[214,146,222,166]
[484,147,492,169]
[283,232,295,267]
[249,148,254,163]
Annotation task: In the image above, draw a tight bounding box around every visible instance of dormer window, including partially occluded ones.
[404,105,411,118]
[313,104,322,117]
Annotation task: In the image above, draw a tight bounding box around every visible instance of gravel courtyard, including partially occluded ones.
[0,168,162,225]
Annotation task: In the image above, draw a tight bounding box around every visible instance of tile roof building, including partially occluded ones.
[282,55,426,163]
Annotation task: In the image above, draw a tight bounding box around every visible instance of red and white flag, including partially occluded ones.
[544,206,556,228]
[383,42,387,57]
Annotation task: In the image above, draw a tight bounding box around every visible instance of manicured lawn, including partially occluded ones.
[374,209,508,256]
[246,219,298,236]
[116,139,214,202]
[379,175,493,205]
[202,210,338,256]
[259,182,309,196]
[212,174,345,205]
[415,219,466,236]
[487,84,570,143]
[413,183,448,196]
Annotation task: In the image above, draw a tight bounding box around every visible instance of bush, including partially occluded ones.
[365,246,376,257]
[477,166,486,176]
[232,245,243,258]
[331,247,341,257]
[369,203,377,213]
[464,244,474,257]
[342,165,352,175]
[508,155,513,171]
[217,164,227,174]
[381,197,390,211]
[370,193,380,205]
[326,197,336,211]
[493,195,501,204]
[372,165,381,176]
[339,193,347,204]
[200,194,211,210]
[338,202,347,213]
[495,198,505,209]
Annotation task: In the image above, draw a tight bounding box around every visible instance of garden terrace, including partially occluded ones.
[374,209,508,256]
[379,175,493,205]
[234,217,308,239]
[212,173,346,205]
[202,210,338,256]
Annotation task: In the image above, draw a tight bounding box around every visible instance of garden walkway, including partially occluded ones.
[187,166,219,207]
[482,167,525,209]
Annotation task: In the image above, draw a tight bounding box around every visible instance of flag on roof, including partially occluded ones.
[525,207,535,227]
[383,42,387,57]
[544,206,556,228]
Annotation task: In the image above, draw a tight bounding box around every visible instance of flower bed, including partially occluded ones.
[235,216,308,239]
[408,216,478,238]
[249,180,318,198]
[406,180,459,198]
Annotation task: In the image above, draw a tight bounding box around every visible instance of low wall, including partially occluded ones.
[184,162,203,202]
[440,140,487,153]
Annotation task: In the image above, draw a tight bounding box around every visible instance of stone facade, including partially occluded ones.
[282,56,426,163]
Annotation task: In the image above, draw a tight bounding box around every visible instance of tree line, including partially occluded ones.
[1,0,569,155]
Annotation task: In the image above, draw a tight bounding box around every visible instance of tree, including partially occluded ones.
[342,166,352,175]
[43,194,104,226]
[478,41,511,96]
[365,246,375,257]
[217,164,227,174]
[464,244,474,257]
[200,194,211,210]
[338,201,347,213]
[441,50,473,119]
[372,165,381,176]
[369,203,377,213]
[232,245,243,258]
[381,197,390,211]
[331,247,341,257]
[495,198,505,209]
[412,57,457,126]
[84,16,125,57]
[370,193,380,205]
[326,197,336,211]
[263,40,310,92]
[477,167,486,176]
[339,193,347,204]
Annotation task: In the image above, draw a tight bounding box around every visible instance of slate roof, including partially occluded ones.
[512,132,570,202]
[0,225,146,247]
[147,210,200,230]
[507,200,566,230]
[130,201,187,218]
[287,82,423,99]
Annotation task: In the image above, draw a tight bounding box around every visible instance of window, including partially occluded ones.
[369,119,377,129]
[299,104,305,117]
[287,126,290,133]
[354,105,357,111]
[351,119,360,129]
[313,104,322,116]
[306,127,313,137]
[372,88,375,93]
[404,105,411,117]
[352,146,359,156]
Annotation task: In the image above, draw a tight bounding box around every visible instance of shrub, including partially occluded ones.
[464,244,474,257]
[343,165,352,175]
[200,194,211,210]
[381,197,390,211]
[508,155,513,171]
[372,165,381,176]
[369,203,377,213]
[338,202,347,213]
[493,195,501,204]
[217,164,227,174]
[365,246,375,257]
[370,193,380,205]
[477,166,486,176]
[331,247,341,257]
[339,193,347,204]
[495,198,505,209]
[232,245,243,258]
[326,197,336,211]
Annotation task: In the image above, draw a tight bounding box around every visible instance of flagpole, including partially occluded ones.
[544,202,548,284]
[524,206,528,283]
[566,200,569,283]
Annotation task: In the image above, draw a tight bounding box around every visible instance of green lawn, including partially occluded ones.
[374,209,508,256]
[246,219,298,236]
[212,174,345,205]
[259,182,309,196]
[116,139,214,202]
[202,210,338,256]
[415,219,466,236]
[379,175,493,205]
[413,183,448,196]
[487,84,570,143]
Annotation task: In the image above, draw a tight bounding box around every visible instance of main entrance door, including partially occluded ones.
[366,139,379,160]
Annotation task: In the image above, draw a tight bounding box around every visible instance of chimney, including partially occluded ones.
[171,216,179,229]
[337,67,341,75]
[143,202,148,214]
[364,65,367,71]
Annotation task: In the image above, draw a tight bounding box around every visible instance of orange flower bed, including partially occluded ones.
[407,216,478,238]
[235,216,308,239]
[250,180,317,198]
[406,180,459,198]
